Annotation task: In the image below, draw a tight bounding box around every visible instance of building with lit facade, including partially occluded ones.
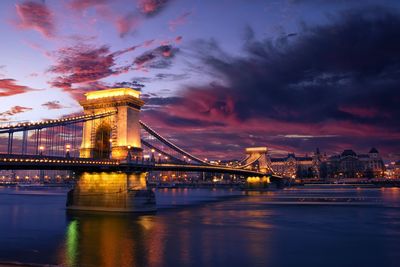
[267,149,323,179]
[324,148,385,179]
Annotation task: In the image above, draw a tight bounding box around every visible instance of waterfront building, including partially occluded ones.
[385,161,400,179]
[267,149,322,179]
[325,148,385,178]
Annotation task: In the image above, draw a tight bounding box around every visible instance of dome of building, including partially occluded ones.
[369,147,379,154]
[341,149,357,157]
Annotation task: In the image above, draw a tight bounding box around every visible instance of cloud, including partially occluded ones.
[142,7,400,157]
[15,1,55,38]
[69,0,109,10]
[116,12,141,38]
[0,79,34,97]
[137,0,171,16]
[0,106,33,121]
[48,43,139,91]
[134,44,179,70]
[175,36,183,43]
[134,73,188,84]
[169,11,191,31]
[41,101,67,110]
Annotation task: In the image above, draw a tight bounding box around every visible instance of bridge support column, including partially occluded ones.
[66,172,156,213]
[79,87,144,160]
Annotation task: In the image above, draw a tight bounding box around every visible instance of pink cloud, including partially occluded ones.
[0,106,33,121]
[338,106,383,118]
[116,13,141,38]
[133,44,178,71]
[0,79,33,97]
[41,101,67,110]
[175,36,183,43]
[48,43,140,94]
[69,0,109,11]
[169,11,191,31]
[140,84,400,159]
[137,0,170,15]
[15,1,55,38]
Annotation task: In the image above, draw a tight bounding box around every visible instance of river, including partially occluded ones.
[0,185,399,267]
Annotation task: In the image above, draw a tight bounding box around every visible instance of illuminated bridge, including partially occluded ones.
[0,87,281,213]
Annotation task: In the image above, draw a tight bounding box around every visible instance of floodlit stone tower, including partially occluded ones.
[245,147,271,173]
[79,87,144,160]
[67,87,156,213]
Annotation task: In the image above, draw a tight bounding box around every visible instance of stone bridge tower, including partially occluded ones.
[67,88,155,213]
[79,88,144,160]
[245,147,272,173]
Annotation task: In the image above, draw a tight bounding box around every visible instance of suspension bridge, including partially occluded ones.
[0,87,281,212]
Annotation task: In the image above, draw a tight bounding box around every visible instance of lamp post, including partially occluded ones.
[127,145,132,162]
[65,144,71,158]
[39,145,44,156]
[38,145,45,183]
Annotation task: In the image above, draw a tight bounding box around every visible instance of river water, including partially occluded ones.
[0,185,399,267]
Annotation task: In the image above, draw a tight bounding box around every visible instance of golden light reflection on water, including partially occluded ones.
[61,215,137,267]
[58,193,278,267]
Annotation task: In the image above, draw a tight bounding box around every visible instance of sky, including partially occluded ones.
[0,0,400,160]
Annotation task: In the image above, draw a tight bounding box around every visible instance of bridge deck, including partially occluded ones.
[0,155,280,180]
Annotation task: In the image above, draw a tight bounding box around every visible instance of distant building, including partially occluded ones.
[395,161,400,178]
[267,149,322,179]
[384,161,400,179]
[325,148,385,178]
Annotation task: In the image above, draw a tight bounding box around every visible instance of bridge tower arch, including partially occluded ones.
[67,87,155,213]
[79,87,144,160]
[245,147,273,173]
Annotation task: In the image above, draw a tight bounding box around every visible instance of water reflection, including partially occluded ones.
[1,187,400,267]
[58,202,274,267]
[61,214,156,267]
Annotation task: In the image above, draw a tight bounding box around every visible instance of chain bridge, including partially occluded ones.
[0,87,281,212]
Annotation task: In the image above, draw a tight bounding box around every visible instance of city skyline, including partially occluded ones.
[1,0,400,159]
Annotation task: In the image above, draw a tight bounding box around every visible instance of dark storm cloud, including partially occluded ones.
[140,7,400,157]
[187,7,400,130]
[144,110,226,128]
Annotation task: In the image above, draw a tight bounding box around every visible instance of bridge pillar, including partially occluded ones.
[245,147,271,173]
[67,172,156,213]
[69,88,155,213]
[79,88,144,160]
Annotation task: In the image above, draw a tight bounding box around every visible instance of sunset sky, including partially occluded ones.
[1,0,399,159]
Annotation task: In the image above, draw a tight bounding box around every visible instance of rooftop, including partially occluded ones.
[341,149,357,157]
[85,88,141,100]
[369,147,379,153]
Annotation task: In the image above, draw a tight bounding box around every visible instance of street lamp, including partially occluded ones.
[39,145,44,156]
[127,145,132,162]
[65,144,71,158]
